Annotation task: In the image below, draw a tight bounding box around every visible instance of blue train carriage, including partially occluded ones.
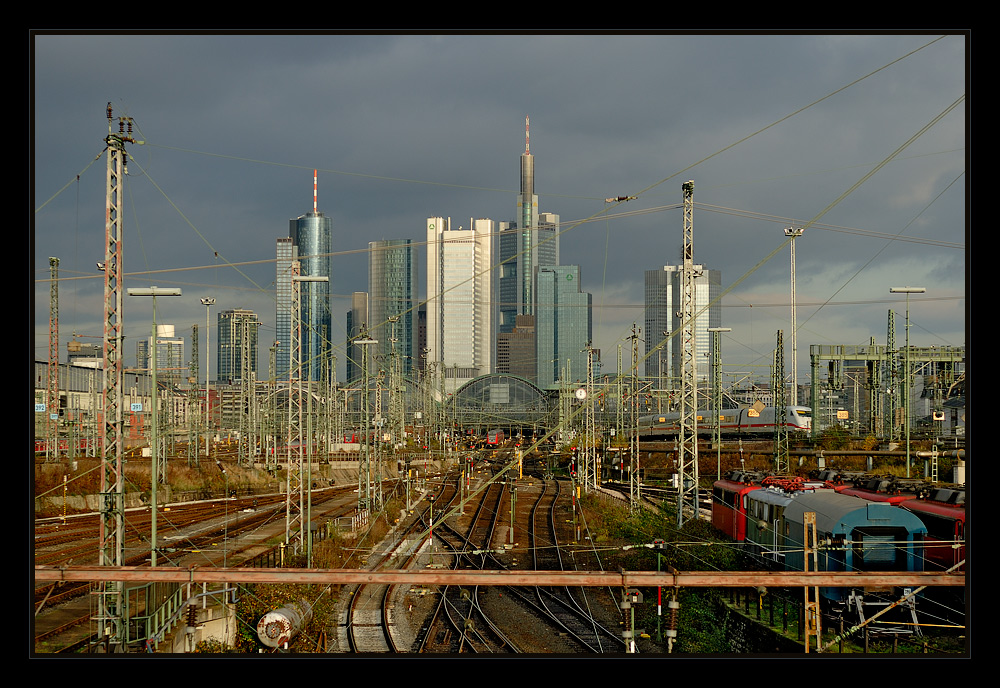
[743,477,829,565]
[782,492,928,628]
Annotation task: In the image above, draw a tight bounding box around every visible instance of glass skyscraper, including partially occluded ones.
[535,265,592,390]
[289,211,332,383]
[497,213,559,333]
[216,309,260,383]
[368,239,417,377]
[275,237,297,380]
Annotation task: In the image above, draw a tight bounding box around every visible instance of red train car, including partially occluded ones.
[900,486,966,572]
[839,476,919,507]
[711,470,766,542]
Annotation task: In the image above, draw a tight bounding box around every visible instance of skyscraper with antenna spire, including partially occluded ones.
[498,116,559,334]
[496,118,560,383]
[277,170,332,382]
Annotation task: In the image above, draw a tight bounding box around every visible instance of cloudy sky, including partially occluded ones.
[32,33,967,388]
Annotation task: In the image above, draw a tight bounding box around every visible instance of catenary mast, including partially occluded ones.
[98,103,139,650]
[676,181,699,526]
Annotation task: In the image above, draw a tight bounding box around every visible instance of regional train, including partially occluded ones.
[639,405,811,439]
[712,471,929,631]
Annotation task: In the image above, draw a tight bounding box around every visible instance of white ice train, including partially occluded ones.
[638,406,812,438]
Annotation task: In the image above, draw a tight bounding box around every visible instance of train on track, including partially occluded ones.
[712,471,931,632]
[638,405,811,439]
[813,470,966,573]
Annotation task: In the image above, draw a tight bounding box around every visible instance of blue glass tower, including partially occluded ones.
[535,265,592,390]
[289,210,332,383]
[369,239,417,377]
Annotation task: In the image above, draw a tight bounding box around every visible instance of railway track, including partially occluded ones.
[416,479,518,653]
[344,477,462,653]
[37,463,631,654]
[34,488,355,652]
[528,478,625,652]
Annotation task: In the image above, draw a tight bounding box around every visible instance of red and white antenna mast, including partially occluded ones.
[313,169,318,213]
[525,116,530,154]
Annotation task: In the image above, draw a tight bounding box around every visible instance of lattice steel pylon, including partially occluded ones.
[239,317,258,467]
[188,324,199,466]
[97,103,138,650]
[772,330,789,474]
[286,260,304,553]
[886,309,899,441]
[48,257,59,461]
[355,325,379,514]
[583,343,598,492]
[628,325,641,512]
[676,181,700,526]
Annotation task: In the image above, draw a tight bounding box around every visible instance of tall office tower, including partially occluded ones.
[496,314,537,382]
[535,265,592,390]
[425,216,495,394]
[216,309,260,383]
[498,119,559,335]
[136,325,185,385]
[345,291,369,384]
[519,116,537,236]
[288,173,333,383]
[644,264,722,385]
[368,239,418,377]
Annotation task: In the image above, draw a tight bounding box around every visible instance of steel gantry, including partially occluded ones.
[676,181,700,526]
[808,342,964,440]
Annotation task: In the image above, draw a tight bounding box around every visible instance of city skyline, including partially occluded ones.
[32,34,967,389]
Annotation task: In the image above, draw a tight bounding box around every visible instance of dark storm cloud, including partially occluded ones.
[33,33,967,381]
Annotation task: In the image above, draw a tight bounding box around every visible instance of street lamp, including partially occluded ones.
[201,297,215,460]
[784,227,804,405]
[889,287,925,478]
[128,286,182,567]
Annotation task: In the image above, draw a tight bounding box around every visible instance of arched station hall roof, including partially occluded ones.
[447,374,553,428]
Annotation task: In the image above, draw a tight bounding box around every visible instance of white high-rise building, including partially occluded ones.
[425,216,495,394]
[644,264,722,385]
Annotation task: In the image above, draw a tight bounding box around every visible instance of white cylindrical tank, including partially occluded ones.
[257,599,313,649]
